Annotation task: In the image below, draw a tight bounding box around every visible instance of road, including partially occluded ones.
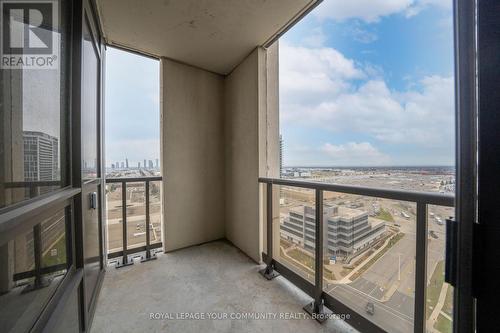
[326,283,414,333]
[279,253,415,332]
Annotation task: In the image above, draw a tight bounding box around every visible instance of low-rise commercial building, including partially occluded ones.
[281,204,386,258]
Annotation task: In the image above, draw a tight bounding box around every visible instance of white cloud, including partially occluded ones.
[406,0,452,17]
[314,0,414,23]
[279,42,364,104]
[280,43,455,152]
[321,142,391,166]
[347,26,378,43]
[301,27,328,47]
[313,0,452,23]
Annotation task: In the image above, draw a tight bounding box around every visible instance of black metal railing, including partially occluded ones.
[105,176,162,268]
[259,177,454,333]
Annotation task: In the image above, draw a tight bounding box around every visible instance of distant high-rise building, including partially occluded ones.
[138,162,141,168]
[148,160,153,168]
[125,158,129,168]
[144,159,147,169]
[155,158,159,168]
[23,131,59,181]
[279,135,283,177]
[111,163,115,169]
[121,162,125,168]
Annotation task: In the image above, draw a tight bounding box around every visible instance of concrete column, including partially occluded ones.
[265,42,281,263]
[224,42,279,263]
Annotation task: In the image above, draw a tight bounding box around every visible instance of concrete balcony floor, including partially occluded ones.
[91,240,357,333]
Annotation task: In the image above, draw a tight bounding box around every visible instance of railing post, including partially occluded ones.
[116,181,133,268]
[259,182,280,280]
[304,188,328,322]
[414,202,428,333]
[22,223,50,293]
[141,181,157,262]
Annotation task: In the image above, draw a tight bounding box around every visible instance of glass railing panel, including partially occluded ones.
[106,178,163,263]
[322,191,416,333]
[275,185,316,284]
[106,182,123,254]
[149,180,162,245]
[426,205,454,333]
[125,182,146,250]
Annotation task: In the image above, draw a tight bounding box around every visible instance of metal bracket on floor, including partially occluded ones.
[303,299,330,323]
[141,250,157,263]
[115,256,134,269]
[259,263,280,280]
[21,277,51,294]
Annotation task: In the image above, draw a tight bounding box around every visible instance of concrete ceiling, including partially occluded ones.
[97,0,319,74]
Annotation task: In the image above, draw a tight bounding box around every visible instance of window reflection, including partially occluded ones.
[0,0,69,208]
[81,15,99,180]
[0,208,69,333]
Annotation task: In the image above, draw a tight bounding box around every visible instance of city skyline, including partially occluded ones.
[108,157,160,169]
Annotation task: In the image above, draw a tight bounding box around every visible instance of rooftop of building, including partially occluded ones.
[288,205,368,221]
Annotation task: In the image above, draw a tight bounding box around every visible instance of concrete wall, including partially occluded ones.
[224,44,279,263]
[160,44,279,261]
[161,59,225,251]
[224,49,261,262]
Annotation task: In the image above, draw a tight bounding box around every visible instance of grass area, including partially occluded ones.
[389,232,405,245]
[443,283,454,316]
[375,208,395,222]
[324,268,336,280]
[282,248,336,280]
[288,249,315,270]
[42,234,67,267]
[340,267,352,277]
[427,260,445,319]
[350,232,404,281]
[280,248,315,277]
[434,313,452,333]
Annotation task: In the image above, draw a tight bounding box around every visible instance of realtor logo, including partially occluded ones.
[1,0,58,69]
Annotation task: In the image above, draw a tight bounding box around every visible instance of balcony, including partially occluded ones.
[91,240,356,333]
[2,0,491,332]
[92,176,454,333]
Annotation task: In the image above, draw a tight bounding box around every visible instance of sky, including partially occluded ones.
[105,47,160,168]
[279,0,455,167]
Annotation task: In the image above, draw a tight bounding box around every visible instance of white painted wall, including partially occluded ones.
[161,59,225,251]
[224,49,261,262]
[160,44,279,261]
[224,44,279,263]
